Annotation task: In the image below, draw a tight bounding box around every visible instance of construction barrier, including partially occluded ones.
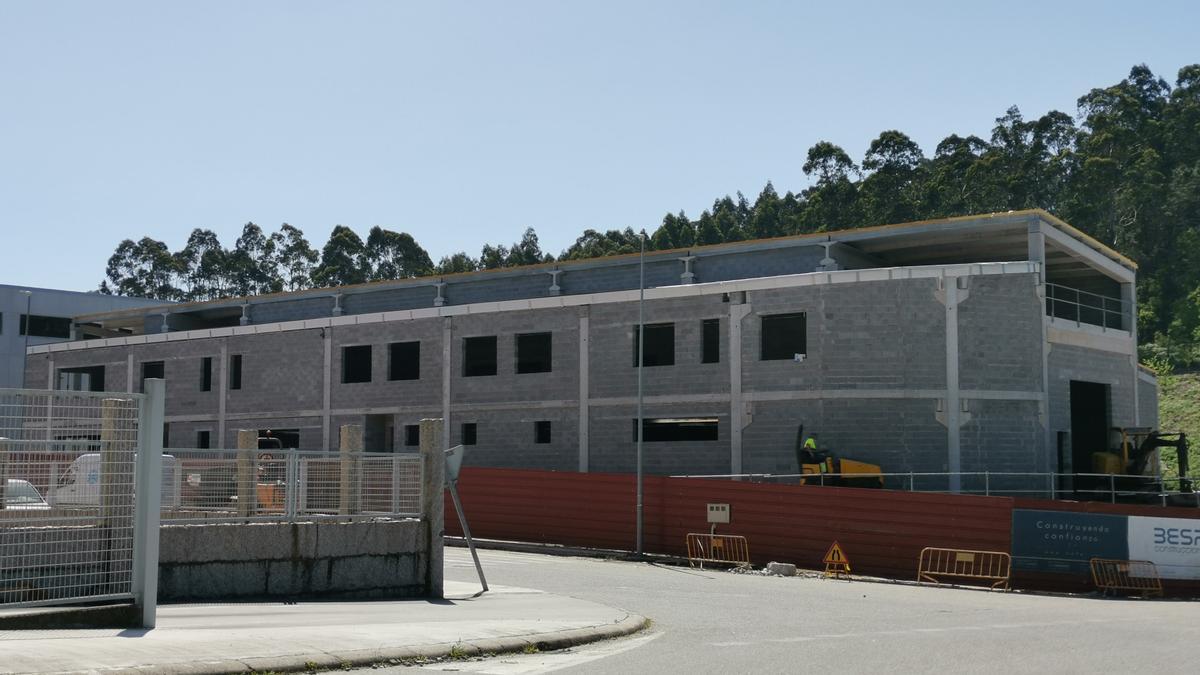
[917,547,1011,590]
[686,533,750,569]
[1089,558,1164,598]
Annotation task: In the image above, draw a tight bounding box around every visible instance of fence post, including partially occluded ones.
[236,430,257,518]
[419,418,444,599]
[339,424,362,515]
[132,379,164,629]
[285,451,299,520]
[909,472,914,492]
[1110,474,1116,504]
[984,471,990,497]
[100,396,137,602]
[0,437,8,509]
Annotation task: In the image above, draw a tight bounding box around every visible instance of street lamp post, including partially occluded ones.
[636,232,645,556]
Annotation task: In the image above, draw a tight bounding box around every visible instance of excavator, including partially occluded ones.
[1090,428,1195,505]
[794,425,884,488]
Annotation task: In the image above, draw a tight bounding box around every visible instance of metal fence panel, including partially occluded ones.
[162,449,423,523]
[0,389,143,608]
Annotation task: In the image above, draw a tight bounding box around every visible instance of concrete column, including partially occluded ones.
[941,278,964,492]
[338,424,362,515]
[441,318,452,451]
[729,302,752,475]
[419,417,445,599]
[126,355,134,393]
[322,329,332,451]
[1123,282,1140,426]
[236,429,257,517]
[217,343,228,448]
[578,312,590,472]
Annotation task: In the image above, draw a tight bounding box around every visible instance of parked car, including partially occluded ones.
[4,479,50,510]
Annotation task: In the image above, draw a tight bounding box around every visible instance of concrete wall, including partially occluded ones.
[157,520,428,601]
[30,266,1147,484]
[0,285,163,388]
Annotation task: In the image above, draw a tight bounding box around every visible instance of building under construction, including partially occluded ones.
[25,210,1157,490]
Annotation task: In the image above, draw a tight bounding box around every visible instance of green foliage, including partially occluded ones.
[1158,373,1200,479]
[97,63,1200,366]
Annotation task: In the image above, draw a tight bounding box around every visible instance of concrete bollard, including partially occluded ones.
[338,424,362,515]
[236,430,257,518]
[419,418,444,599]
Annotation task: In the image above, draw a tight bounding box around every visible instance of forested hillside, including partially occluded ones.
[100,64,1200,369]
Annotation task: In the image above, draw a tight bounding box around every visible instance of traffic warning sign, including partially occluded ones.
[823,541,851,578]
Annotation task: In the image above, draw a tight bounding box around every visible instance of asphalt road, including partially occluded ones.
[376,547,1199,674]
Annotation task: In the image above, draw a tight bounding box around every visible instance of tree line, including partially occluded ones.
[102,64,1200,369]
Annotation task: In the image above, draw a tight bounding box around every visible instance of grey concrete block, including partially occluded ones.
[765,561,797,576]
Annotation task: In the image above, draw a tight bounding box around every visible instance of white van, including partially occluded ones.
[51,453,180,508]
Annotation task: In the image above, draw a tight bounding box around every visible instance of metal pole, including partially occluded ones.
[636,231,645,556]
[1110,473,1116,504]
[984,471,990,497]
[132,379,164,629]
[448,477,488,593]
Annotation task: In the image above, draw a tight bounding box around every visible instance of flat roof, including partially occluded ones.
[73,209,1134,324]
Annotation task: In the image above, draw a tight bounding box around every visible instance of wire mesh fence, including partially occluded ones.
[668,470,1200,505]
[161,449,423,523]
[0,389,143,607]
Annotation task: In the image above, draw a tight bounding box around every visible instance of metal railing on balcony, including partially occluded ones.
[1044,283,1129,330]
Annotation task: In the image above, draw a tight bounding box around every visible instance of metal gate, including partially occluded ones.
[0,382,163,626]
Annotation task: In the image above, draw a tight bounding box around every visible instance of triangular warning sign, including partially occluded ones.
[823,541,848,565]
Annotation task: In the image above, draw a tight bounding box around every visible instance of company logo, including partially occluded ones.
[1153,526,1200,550]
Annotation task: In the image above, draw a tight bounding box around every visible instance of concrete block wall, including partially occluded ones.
[30,268,1150,486]
[157,520,429,601]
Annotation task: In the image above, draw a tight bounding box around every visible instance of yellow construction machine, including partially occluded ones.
[1090,427,1194,505]
[794,426,884,488]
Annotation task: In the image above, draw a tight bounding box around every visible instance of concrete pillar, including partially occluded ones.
[936,277,968,492]
[322,329,332,451]
[100,398,137,585]
[419,418,445,599]
[578,312,590,472]
[441,318,452,452]
[236,429,257,517]
[217,343,228,449]
[339,424,362,515]
[729,302,752,475]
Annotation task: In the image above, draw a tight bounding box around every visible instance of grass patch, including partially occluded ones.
[1157,373,1200,479]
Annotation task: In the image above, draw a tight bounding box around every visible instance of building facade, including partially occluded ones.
[0,285,164,389]
[25,211,1157,489]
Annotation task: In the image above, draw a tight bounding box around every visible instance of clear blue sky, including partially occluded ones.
[2,1,1197,292]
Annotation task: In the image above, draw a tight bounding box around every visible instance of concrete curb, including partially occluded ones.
[67,612,650,675]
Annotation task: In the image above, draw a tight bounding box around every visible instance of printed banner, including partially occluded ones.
[1011,509,1128,574]
[1127,516,1200,580]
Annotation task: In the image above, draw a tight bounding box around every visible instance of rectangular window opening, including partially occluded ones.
[516,332,553,374]
[200,357,213,391]
[342,345,373,384]
[633,323,675,367]
[57,365,105,392]
[761,312,807,361]
[462,422,477,446]
[404,424,420,447]
[632,417,719,442]
[463,336,497,377]
[229,354,243,390]
[141,361,164,392]
[196,430,211,449]
[20,314,72,339]
[702,319,720,364]
[535,420,552,444]
[388,341,420,380]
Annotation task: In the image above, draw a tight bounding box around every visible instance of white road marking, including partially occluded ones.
[710,618,1124,648]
